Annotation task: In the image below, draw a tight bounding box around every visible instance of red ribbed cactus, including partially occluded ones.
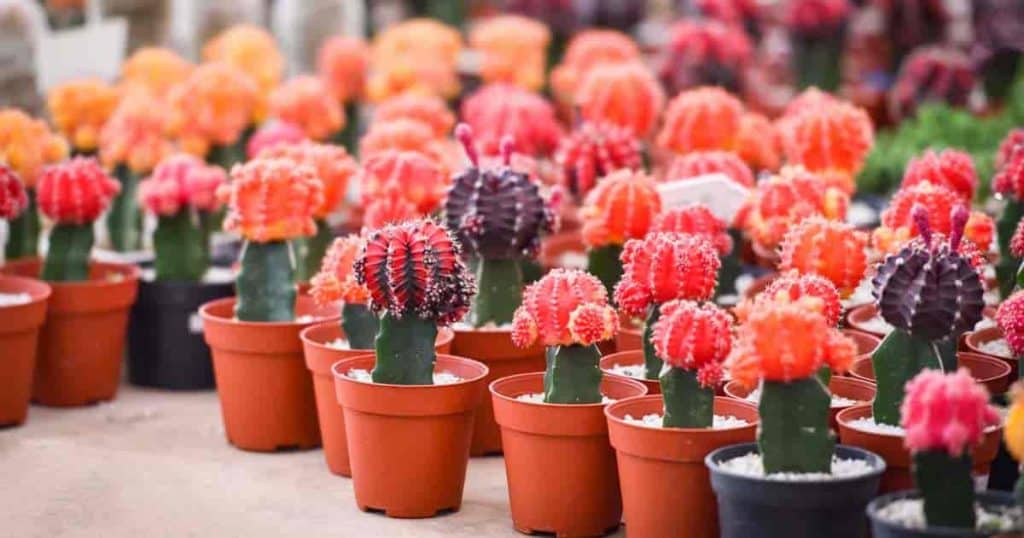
[657,87,744,155]
[658,19,753,95]
[310,234,378,350]
[360,149,448,215]
[780,99,874,194]
[889,47,976,121]
[740,166,849,251]
[872,181,976,254]
[779,217,868,297]
[664,150,755,187]
[996,291,1024,361]
[901,149,977,202]
[555,121,642,201]
[460,83,563,157]
[736,113,782,172]
[576,61,666,137]
[652,204,733,256]
[997,129,1024,171]
[994,143,1024,201]
[0,164,27,220]
[749,270,843,327]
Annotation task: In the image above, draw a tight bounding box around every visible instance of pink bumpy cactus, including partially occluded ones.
[555,121,642,200]
[139,154,226,216]
[460,83,563,157]
[665,150,755,187]
[614,233,721,318]
[652,204,733,256]
[996,291,1024,358]
[246,122,307,159]
[779,217,868,297]
[889,47,976,121]
[997,129,1024,171]
[901,149,977,202]
[902,369,1000,456]
[511,268,618,348]
[579,168,662,248]
[658,19,753,94]
[37,157,120,225]
[994,144,1024,201]
[0,164,28,220]
[740,270,843,327]
[739,166,849,251]
[651,300,732,387]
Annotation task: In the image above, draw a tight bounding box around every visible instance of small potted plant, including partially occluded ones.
[2,157,139,406]
[556,121,641,205]
[0,165,50,426]
[706,294,885,538]
[491,268,647,536]
[267,76,344,144]
[331,219,488,517]
[200,157,339,452]
[128,154,231,390]
[606,300,759,538]
[867,369,1017,537]
[779,216,869,308]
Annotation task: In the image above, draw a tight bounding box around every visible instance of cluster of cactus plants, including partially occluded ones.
[555,121,642,202]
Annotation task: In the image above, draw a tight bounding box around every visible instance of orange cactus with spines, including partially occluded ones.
[219,158,324,243]
[901,149,977,202]
[652,204,733,256]
[202,24,283,93]
[614,233,721,318]
[258,141,357,219]
[46,78,121,152]
[665,150,755,187]
[268,76,345,142]
[872,181,967,253]
[745,270,843,327]
[736,112,782,171]
[121,47,194,100]
[779,99,874,194]
[551,29,641,106]
[367,19,463,102]
[470,15,550,91]
[99,93,174,174]
[374,94,455,138]
[317,36,369,103]
[779,217,868,297]
[311,234,371,306]
[360,149,448,215]
[579,169,662,248]
[657,87,745,155]
[0,108,69,188]
[740,165,849,250]
[512,268,617,348]
[576,62,666,137]
[167,62,262,158]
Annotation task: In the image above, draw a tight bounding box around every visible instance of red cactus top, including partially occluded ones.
[665,150,755,187]
[614,233,721,318]
[739,166,849,250]
[996,129,1024,171]
[268,76,345,142]
[901,149,977,202]
[374,93,455,138]
[139,154,226,216]
[556,121,642,200]
[358,119,448,165]
[0,164,28,220]
[219,158,323,242]
[362,191,419,230]
[779,99,873,194]
[36,157,120,225]
[872,181,992,254]
[996,291,1024,357]
[512,268,618,348]
[258,142,357,219]
[1012,220,1024,259]
[901,369,999,455]
[46,78,120,153]
[652,204,733,256]
[576,62,666,138]
[994,144,1024,202]
[651,300,733,387]
[317,36,369,104]
[785,0,851,35]
[360,149,448,215]
[657,87,745,155]
[550,30,640,105]
[579,169,662,248]
[460,84,564,157]
[779,217,868,297]
[658,19,752,83]
[245,122,307,160]
[310,234,371,306]
[742,270,843,327]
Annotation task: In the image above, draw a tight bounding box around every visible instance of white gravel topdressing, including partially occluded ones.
[140,266,235,284]
[875,498,1021,532]
[841,279,875,309]
[326,339,352,350]
[979,338,1013,358]
[845,416,906,436]
[857,315,895,335]
[608,364,646,380]
[515,392,617,404]
[450,322,514,331]
[975,317,997,331]
[744,387,860,408]
[556,252,588,270]
[719,452,877,481]
[0,292,31,306]
[623,413,749,429]
[346,369,462,385]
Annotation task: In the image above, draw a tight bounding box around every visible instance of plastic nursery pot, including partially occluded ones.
[450,327,545,456]
[0,275,50,425]
[706,442,886,538]
[848,353,1012,396]
[606,396,758,538]
[200,296,340,452]
[600,349,661,395]
[740,271,779,300]
[300,323,454,476]
[332,354,488,518]
[491,372,648,537]
[963,326,1017,380]
[845,304,888,339]
[127,278,235,390]
[1,258,139,407]
[842,328,882,358]
[615,316,642,353]
[723,376,876,431]
[836,404,1002,494]
[867,490,1022,538]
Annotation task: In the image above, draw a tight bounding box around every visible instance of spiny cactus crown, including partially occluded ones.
[0,164,27,220]
[460,84,563,157]
[36,157,120,225]
[511,268,618,348]
[737,270,842,327]
[901,369,999,455]
[651,204,733,256]
[901,148,977,202]
[779,216,868,297]
[555,120,642,200]
[996,291,1024,357]
[310,234,371,306]
[651,300,733,388]
[614,232,721,318]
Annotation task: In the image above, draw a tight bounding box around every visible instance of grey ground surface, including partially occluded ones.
[0,384,626,538]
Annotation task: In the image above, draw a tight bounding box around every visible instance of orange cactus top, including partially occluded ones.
[202,24,283,93]
[871,181,994,254]
[360,149,448,215]
[0,109,69,188]
[551,29,640,106]
[219,158,324,242]
[358,119,449,165]
[779,217,868,297]
[512,268,618,348]
[373,93,455,138]
[310,234,371,306]
[167,62,262,158]
[46,78,121,152]
[317,36,369,104]
[99,93,175,174]
[614,233,721,317]
[738,270,843,327]
[367,19,463,102]
[470,15,550,91]
[579,168,662,248]
[576,62,665,138]
[362,190,420,230]
[657,86,745,155]
[740,166,849,250]
[258,141,357,219]
[736,112,782,172]
[779,99,874,195]
[121,47,194,100]
[900,149,977,202]
[268,76,345,142]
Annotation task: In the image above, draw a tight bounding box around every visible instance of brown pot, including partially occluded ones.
[724,376,876,430]
[2,259,139,406]
[300,322,454,476]
[837,404,1002,493]
[615,323,642,353]
[600,349,660,395]
[844,304,886,339]
[332,354,488,518]
[750,241,780,270]
[200,296,339,452]
[491,372,648,537]
[0,275,50,425]
[841,328,881,357]
[606,396,758,538]
[849,352,1012,395]
[964,326,1017,379]
[450,327,545,456]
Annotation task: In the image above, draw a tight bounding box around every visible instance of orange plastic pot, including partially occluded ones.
[491,372,648,537]
[300,322,454,476]
[964,326,1017,379]
[841,328,881,357]
[332,354,488,518]
[600,349,660,395]
[724,375,876,430]
[201,296,339,452]
[615,324,642,352]
[837,404,1001,493]
[2,259,138,407]
[849,352,1011,395]
[844,304,886,339]
[0,275,50,425]
[450,327,545,456]
[606,396,758,538]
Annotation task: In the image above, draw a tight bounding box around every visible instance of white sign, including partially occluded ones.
[656,172,751,223]
[34,1,126,92]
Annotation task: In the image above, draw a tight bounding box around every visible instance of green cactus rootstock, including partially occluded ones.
[372,313,438,385]
[342,302,378,350]
[914,450,977,529]
[470,258,522,328]
[661,367,713,428]
[106,164,143,252]
[715,229,743,298]
[997,199,1024,297]
[871,329,942,426]
[206,137,247,171]
[42,223,93,282]
[5,189,39,260]
[153,211,207,281]
[294,218,332,283]
[332,102,360,156]
[758,378,834,474]
[544,344,603,404]
[587,244,623,297]
[792,35,842,91]
[235,240,296,322]
[642,306,662,380]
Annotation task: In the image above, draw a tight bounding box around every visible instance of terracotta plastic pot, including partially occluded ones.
[0,275,50,425]
[848,352,1011,395]
[750,241,780,270]
[842,328,881,357]
[450,327,545,456]
[963,326,1017,380]
[724,376,876,430]
[837,404,1002,493]
[300,323,454,476]
[491,372,648,537]
[606,396,758,538]
[845,304,887,339]
[867,490,1022,538]
[600,350,660,395]
[2,259,139,407]
[201,296,339,452]
[615,323,642,353]
[332,354,488,518]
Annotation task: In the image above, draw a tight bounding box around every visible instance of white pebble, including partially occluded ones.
[719,452,877,481]
[345,368,462,385]
[515,392,616,404]
[622,413,749,429]
[875,498,1022,532]
[978,338,1013,359]
[0,292,31,307]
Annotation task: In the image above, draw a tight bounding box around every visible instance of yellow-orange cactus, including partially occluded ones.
[470,15,550,91]
[579,169,662,248]
[550,29,640,106]
[46,78,121,152]
[121,47,194,100]
[779,99,874,195]
[0,109,69,188]
[167,62,262,158]
[268,76,345,142]
[258,141,357,219]
[202,24,283,93]
[367,19,463,102]
[99,93,175,174]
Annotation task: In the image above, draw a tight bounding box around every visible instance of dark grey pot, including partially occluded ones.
[867,490,1021,538]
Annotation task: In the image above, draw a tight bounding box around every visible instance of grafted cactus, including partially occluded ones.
[512,269,618,403]
[657,19,752,95]
[739,166,849,252]
[779,99,873,195]
[555,121,642,201]
[354,220,475,385]
[996,292,1024,380]
[779,217,868,298]
[653,204,738,297]
[995,140,1024,296]
[469,15,550,91]
[0,164,28,222]
[651,300,732,428]
[311,235,377,349]
[889,47,976,121]
[665,150,755,187]
[460,84,563,158]
[576,62,665,138]
[444,125,555,327]
[657,87,744,155]
[900,148,977,202]
[784,0,850,90]
[870,205,985,425]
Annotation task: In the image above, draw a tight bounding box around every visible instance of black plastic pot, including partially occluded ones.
[867,490,1021,538]
[706,442,886,538]
[128,279,234,390]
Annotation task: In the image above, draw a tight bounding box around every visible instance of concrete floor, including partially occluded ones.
[0,384,626,538]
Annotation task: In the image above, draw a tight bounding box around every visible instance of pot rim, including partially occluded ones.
[837,403,1003,439]
[300,320,454,353]
[0,274,51,304]
[866,489,1022,536]
[705,442,887,485]
[331,353,490,390]
[604,394,759,433]
[849,353,1012,386]
[489,371,647,409]
[199,296,340,329]
[48,261,140,289]
[963,325,1005,350]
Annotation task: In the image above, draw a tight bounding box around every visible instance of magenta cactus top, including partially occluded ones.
[901,369,999,456]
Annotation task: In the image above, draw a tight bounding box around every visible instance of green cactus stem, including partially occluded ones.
[520,258,543,285]
[470,258,522,327]
[997,199,1024,297]
[206,137,247,171]
[871,328,943,425]
[372,313,437,385]
[106,164,142,252]
[913,450,976,529]
[715,229,743,298]
[198,209,219,264]
[294,218,332,283]
[587,244,623,297]
[759,377,834,474]
[661,367,713,428]
[42,223,93,282]
[544,344,602,404]
[332,102,360,156]
[408,0,465,28]
[642,306,662,380]
[235,240,296,322]
[342,302,378,350]
[5,189,38,260]
[153,211,206,281]
[792,34,843,91]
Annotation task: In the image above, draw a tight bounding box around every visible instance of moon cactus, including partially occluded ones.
[995,138,1024,296]
[779,98,873,195]
[665,150,755,187]
[549,29,640,106]
[900,148,977,202]
[651,204,733,256]
[576,61,666,138]
[360,149,448,216]
[555,121,642,201]
[779,217,868,298]
[460,83,563,158]
[657,87,744,155]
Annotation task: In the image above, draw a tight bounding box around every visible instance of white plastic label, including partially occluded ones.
[656,172,751,224]
[35,14,126,91]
